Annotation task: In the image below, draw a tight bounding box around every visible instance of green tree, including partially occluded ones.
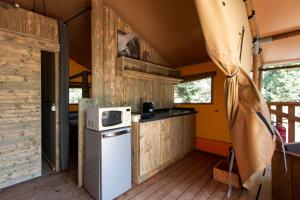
[174,78,212,103]
[262,68,300,102]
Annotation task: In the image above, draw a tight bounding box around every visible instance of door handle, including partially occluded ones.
[36,106,40,112]
[102,130,130,138]
[51,104,56,112]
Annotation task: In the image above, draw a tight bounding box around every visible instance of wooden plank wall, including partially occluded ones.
[0,7,58,42]
[93,5,174,112]
[0,6,59,189]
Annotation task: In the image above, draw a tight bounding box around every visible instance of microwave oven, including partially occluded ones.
[86,107,131,131]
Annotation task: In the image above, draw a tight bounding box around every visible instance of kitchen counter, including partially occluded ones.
[136,108,197,122]
[131,112,196,185]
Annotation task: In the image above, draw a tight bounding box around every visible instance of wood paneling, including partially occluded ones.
[91,0,104,106]
[0,7,60,189]
[78,99,93,187]
[0,42,41,189]
[0,7,58,42]
[132,114,196,185]
[92,5,176,111]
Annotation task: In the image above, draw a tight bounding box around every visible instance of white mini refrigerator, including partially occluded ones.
[84,127,132,200]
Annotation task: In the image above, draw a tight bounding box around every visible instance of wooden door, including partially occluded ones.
[0,42,41,188]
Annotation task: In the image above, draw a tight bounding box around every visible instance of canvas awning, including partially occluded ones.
[194,0,276,189]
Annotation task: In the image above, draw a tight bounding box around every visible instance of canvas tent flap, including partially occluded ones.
[194,0,276,189]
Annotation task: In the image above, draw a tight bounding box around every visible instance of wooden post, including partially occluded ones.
[91,0,104,106]
[244,0,264,88]
[258,66,263,91]
[288,105,295,143]
[276,105,283,124]
[82,71,89,98]
[78,99,93,187]
[253,54,259,86]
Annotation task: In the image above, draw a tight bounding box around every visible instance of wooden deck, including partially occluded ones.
[0,151,266,200]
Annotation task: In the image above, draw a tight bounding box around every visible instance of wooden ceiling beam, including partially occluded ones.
[260,29,300,43]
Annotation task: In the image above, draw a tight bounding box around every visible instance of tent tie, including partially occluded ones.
[227,148,235,198]
[248,10,256,19]
[226,68,240,78]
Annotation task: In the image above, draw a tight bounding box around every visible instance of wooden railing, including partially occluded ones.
[267,102,300,143]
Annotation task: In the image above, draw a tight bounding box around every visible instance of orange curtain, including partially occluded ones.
[194,0,275,189]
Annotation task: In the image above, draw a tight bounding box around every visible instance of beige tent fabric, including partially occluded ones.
[194,0,276,189]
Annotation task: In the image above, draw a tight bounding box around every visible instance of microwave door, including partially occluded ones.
[102,111,122,127]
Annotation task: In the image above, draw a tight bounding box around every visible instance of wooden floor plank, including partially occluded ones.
[161,157,218,200]
[129,153,206,200]
[143,154,213,200]
[193,179,220,200]
[177,161,217,200]
[208,183,228,200]
[117,151,197,200]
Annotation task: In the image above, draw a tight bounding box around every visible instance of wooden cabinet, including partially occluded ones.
[139,120,163,178]
[132,114,196,185]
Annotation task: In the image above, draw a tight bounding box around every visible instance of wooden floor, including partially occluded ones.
[117,151,244,200]
[0,151,261,200]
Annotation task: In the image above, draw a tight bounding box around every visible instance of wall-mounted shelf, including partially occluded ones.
[117,56,182,82]
[122,70,183,83]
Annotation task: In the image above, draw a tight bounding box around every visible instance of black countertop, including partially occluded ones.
[139,108,197,122]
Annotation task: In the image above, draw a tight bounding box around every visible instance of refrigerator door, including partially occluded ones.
[101,128,131,200]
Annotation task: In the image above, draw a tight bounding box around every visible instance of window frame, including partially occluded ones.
[174,71,216,105]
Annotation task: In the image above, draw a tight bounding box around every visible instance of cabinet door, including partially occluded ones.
[139,121,162,177]
[174,116,184,159]
[183,114,196,155]
[162,118,172,165]
[162,117,184,166]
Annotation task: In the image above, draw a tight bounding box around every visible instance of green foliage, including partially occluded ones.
[174,78,211,103]
[262,68,300,102]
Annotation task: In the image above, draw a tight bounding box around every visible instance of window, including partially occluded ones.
[174,77,212,104]
[69,88,82,104]
[262,67,300,102]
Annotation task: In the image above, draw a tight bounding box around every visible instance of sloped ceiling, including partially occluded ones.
[253,0,300,37]
[104,0,209,67]
[253,0,300,64]
[4,0,299,67]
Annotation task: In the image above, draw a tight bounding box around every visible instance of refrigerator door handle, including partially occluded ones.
[102,130,130,138]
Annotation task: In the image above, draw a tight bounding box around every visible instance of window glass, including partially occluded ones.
[69,88,82,104]
[262,68,300,102]
[174,77,212,103]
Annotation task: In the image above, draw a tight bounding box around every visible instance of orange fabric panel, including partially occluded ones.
[195,137,231,157]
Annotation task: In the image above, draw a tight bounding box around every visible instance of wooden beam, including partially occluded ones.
[276,105,283,124]
[244,0,264,88]
[261,64,300,71]
[268,102,300,106]
[123,70,183,83]
[288,106,296,143]
[78,99,93,188]
[182,71,216,82]
[261,29,300,43]
[269,109,300,122]
[91,0,104,106]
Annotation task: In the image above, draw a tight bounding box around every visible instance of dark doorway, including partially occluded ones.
[41,51,56,175]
